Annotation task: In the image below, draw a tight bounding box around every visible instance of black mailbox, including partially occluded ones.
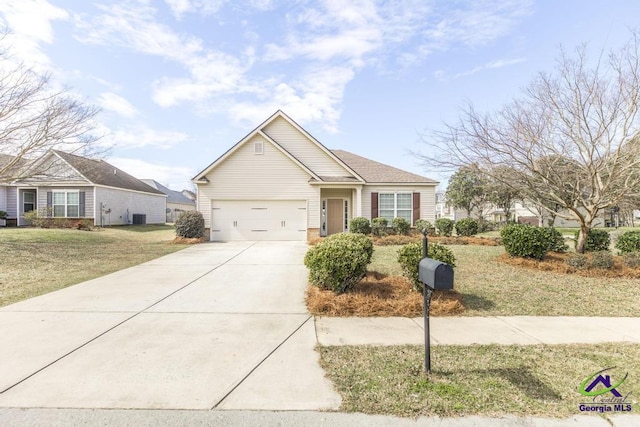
[419,258,454,290]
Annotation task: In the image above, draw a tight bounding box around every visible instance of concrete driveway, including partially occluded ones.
[0,241,341,410]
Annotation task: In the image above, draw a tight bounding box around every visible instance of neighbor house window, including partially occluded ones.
[379,193,412,222]
[23,192,35,213]
[53,191,79,217]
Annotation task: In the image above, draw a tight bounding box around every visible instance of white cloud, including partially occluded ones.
[435,57,527,81]
[102,125,190,150]
[71,0,533,134]
[164,0,226,19]
[0,0,68,70]
[97,92,139,118]
[108,157,196,191]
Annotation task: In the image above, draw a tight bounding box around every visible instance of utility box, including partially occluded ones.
[132,214,146,225]
[419,258,454,291]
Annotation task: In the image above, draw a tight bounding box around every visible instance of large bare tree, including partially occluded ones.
[418,34,640,253]
[0,39,101,183]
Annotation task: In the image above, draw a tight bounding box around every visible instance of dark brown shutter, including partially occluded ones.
[79,192,86,217]
[46,191,52,217]
[412,192,420,225]
[371,192,378,219]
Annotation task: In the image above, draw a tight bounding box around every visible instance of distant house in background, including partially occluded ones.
[0,150,166,226]
[141,179,196,223]
[435,192,466,221]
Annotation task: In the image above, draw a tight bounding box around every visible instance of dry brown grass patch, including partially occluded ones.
[498,252,640,279]
[171,236,205,244]
[306,272,464,317]
[431,236,501,246]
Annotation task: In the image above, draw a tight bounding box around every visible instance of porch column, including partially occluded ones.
[356,186,362,217]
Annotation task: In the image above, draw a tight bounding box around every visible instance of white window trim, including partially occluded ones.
[254,141,264,155]
[53,190,80,218]
[378,192,413,223]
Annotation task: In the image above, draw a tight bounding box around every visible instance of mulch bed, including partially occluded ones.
[498,252,640,279]
[170,236,205,244]
[306,272,465,317]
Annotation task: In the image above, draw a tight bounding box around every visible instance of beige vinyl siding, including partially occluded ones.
[36,187,95,219]
[94,186,166,225]
[197,134,320,230]
[361,185,436,223]
[262,116,352,177]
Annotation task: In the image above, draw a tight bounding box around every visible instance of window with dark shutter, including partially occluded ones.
[413,193,420,225]
[79,192,86,217]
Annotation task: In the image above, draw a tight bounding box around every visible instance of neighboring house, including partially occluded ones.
[434,192,467,221]
[0,150,166,226]
[193,110,438,241]
[141,179,196,222]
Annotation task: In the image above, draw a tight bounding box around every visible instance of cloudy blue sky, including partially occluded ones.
[0,0,639,191]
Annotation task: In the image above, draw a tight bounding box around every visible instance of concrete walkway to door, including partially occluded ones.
[0,241,340,410]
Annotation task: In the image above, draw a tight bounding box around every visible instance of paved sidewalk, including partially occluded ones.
[315,316,640,346]
[0,408,638,427]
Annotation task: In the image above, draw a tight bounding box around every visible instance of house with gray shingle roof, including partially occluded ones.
[141,179,196,222]
[0,150,166,226]
[193,110,438,241]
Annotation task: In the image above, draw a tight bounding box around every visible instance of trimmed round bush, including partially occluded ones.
[392,217,410,236]
[588,251,614,269]
[397,242,456,293]
[540,227,568,253]
[304,233,373,294]
[435,218,454,237]
[414,219,432,234]
[500,223,552,260]
[575,229,610,252]
[371,217,388,237]
[175,211,205,239]
[454,218,479,236]
[565,253,587,269]
[622,251,640,268]
[349,217,371,235]
[615,231,640,254]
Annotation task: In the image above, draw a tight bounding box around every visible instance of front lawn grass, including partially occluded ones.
[0,225,188,307]
[370,245,640,316]
[319,343,640,417]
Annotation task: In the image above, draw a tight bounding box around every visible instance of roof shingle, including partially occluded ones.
[330,149,438,184]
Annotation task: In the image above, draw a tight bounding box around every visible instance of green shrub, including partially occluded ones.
[540,227,568,253]
[371,217,388,237]
[349,217,371,235]
[454,218,479,236]
[500,224,552,260]
[575,229,610,252]
[435,218,454,237]
[175,211,205,238]
[565,253,587,269]
[622,251,640,268]
[0,210,7,220]
[588,251,614,269]
[24,208,52,228]
[392,217,410,236]
[414,219,432,234]
[397,242,456,293]
[615,231,640,254]
[304,233,373,294]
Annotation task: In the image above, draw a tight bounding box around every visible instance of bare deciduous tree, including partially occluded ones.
[417,33,640,253]
[0,38,101,183]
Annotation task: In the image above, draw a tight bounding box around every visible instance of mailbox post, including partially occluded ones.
[419,229,454,374]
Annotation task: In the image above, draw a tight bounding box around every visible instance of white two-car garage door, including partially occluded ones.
[211,200,307,241]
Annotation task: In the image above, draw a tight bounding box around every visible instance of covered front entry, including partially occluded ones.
[320,188,357,236]
[211,200,307,241]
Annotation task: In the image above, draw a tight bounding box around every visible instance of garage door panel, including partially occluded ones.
[211,200,307,241]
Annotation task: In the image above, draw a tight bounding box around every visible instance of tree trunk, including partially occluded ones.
[576,225,590,253]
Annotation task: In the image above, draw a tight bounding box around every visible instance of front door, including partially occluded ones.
[326,198,344,235]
